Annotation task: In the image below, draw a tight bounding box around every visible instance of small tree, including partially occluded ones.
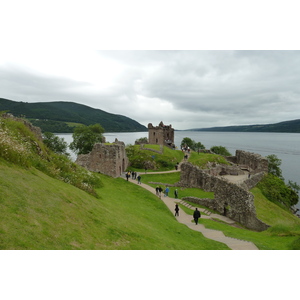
[70,124,104,155]
[181,137,205,151]
[181,137,194,149]
[210,145,232,156]
[288,180,300,206]
[267,154,283,179]
[43,132,69,156]
[135,137,148,144]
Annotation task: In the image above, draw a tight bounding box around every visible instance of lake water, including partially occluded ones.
[58,131,300,209]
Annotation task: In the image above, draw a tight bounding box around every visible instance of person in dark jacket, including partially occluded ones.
[174,189,178,199]
[193,208,201,225]
[175,204,179,216]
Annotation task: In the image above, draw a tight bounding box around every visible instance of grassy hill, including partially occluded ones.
[0,162,231,250]
[0,98,147,133]
[190,119,300,133]
[138,172,300,250]
[0,114,228,249]
[1,115,300,249]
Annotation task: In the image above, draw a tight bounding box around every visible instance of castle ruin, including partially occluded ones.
[148,121,174,148]
[76,139,129,178]
[178,150,270,231]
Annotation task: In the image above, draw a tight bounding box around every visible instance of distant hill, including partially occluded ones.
[189,119,300,133]
[0,98,147,133]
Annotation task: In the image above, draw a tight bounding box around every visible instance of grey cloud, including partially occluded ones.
[0,65,91,102]
[1,50,300,129]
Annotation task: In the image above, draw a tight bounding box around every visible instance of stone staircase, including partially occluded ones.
[178,200,212,216]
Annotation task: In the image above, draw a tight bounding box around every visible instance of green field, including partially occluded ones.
[0,162,229,250]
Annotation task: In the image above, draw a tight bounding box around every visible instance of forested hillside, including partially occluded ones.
[190,119,300,133]
[0,98,147,133]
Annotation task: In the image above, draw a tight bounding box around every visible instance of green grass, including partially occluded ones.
[2,116,300,250]
[252,187,300,228]
[175,186,300,250]
[178,202,300,250]
[126,145,184,171]
[189,151,230,168]
[144,144,161,151]
[141,173,214,199]
[0,162,229,250]
[65,122,84,127]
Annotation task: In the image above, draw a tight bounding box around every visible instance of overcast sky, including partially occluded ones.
[1,1,300,130]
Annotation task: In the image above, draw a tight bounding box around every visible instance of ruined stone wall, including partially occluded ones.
[179,162,269,231]
[204,164,245,176]
[240,172,266,191]
[76,141,129,178]
[235,150,268,174]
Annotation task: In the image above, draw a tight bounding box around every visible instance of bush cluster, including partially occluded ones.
[0,116,102,196]
[257,174,298,209]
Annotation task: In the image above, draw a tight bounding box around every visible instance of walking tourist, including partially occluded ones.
[137,175,141,184]
[193,208,201,225]
[175,204,179,216]
[164,186,169,197]
[174,189,178,199]
[158,186,163,198]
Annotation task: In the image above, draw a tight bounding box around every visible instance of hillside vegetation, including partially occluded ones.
[126,144,184,171]
[138,172,300,249]
[191,119,300,133]
[0,115,228,249]
[0,98,147,133]
[1,115,300,249]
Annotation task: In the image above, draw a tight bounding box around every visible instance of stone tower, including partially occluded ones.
[148,121,174,147]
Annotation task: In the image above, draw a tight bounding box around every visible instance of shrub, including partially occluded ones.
[43,132,69,155]
[210,145,232,156]
[0,116,102,196]
[70,124,104,155]
[290,238,300,250]
[181,137,205,151]
[257,174,299,209]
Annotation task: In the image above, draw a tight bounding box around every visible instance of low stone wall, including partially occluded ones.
[226,150,268,174]
[204,164,245,176]
[239,172,265,191]
[179,162,269,231]
[140,144,164,154]
[182,197,213,208]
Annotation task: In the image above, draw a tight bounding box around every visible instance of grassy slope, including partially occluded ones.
[1,116,299,249]
[189,151,229,168]
[137,172,300,249]
[0,161,229,250]
[126,145,184,172]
